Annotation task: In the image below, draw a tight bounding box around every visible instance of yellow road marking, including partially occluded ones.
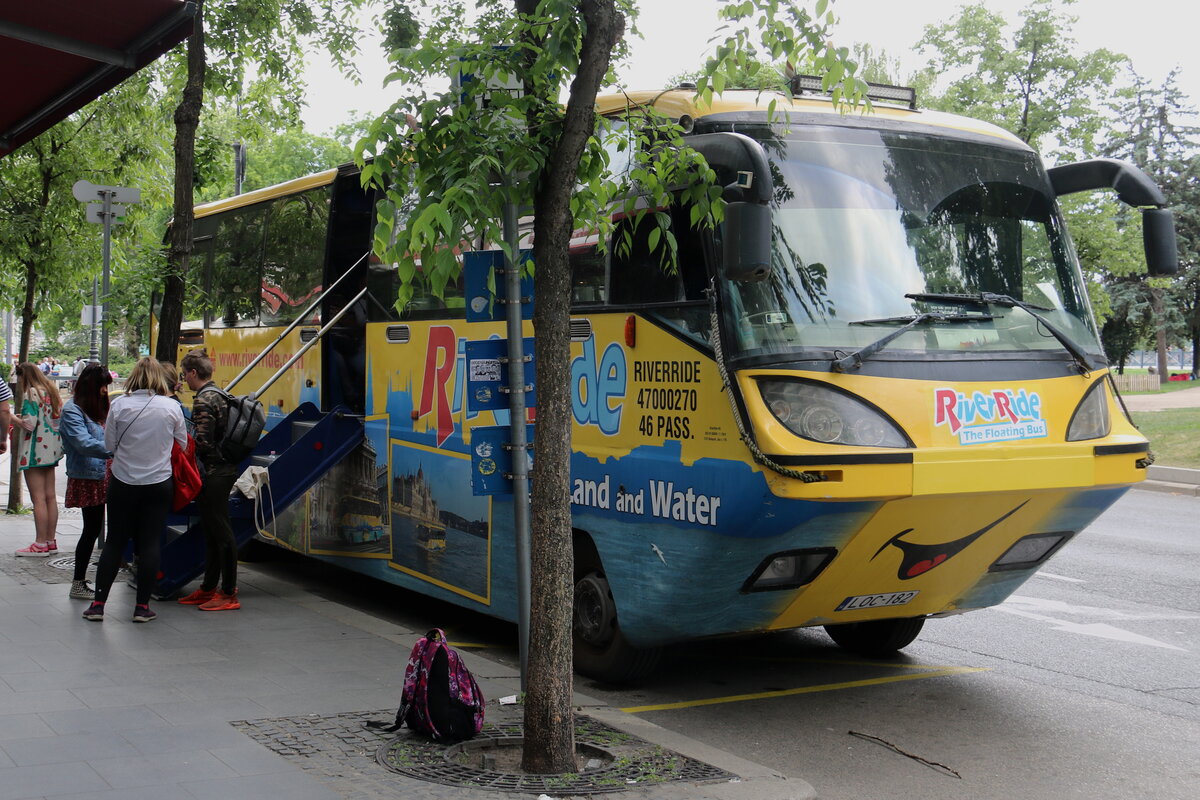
[446,641,493,648]
[750,656,966,671]
[620,666,989,713]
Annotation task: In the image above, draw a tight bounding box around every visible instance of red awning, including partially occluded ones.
[0,0,195,157]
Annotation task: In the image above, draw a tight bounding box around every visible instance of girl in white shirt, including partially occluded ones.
[83,358,187,623]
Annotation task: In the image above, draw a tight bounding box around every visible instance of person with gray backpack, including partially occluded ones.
[178,348,243,612]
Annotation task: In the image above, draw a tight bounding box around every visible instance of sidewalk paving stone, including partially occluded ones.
[0,467,811,800]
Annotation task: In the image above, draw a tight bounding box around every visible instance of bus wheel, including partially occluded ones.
[823,617,925,658]
[573,569,661,683]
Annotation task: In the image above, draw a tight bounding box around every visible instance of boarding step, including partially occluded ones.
[249,452,281,468]
[164,524,191,544]
[291,420,319,444]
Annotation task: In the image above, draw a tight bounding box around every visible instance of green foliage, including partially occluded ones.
[917,0,1127,157]
[360,0,862,309]
[0,71,169,358]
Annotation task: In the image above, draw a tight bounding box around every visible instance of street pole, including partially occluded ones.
[73,180,140,367]
[89,277,99,364]
[100,190,112,367]
[502,189,531,691]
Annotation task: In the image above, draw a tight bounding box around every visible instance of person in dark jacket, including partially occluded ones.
[178,348,241,611]
[59,365,113,600]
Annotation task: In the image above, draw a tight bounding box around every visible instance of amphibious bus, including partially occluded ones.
[156,79,1175,681]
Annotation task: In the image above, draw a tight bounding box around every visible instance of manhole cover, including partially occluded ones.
[377,716,735,794]
[47,556,75,571]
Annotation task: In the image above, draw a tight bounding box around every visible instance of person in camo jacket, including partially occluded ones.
[177,348,241,611]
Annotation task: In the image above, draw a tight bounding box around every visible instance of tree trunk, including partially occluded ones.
[521,0,621,775]
[1152,286,1169,384]
[1192,285,1199,380]
[6,150,50,514]
[155,0,206,364]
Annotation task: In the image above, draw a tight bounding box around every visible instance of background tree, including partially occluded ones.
[361,0,861,772]
[1101,70,1199,381]
[0,74,162,512]
[916,0,1126,156]
[155,0,367,364]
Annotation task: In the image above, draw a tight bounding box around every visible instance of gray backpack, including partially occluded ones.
[198,386,266,463]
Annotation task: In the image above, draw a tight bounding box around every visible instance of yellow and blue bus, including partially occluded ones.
[158,80,1173,681]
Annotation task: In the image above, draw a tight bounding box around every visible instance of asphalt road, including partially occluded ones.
[580,486,1200,800]
[252,485,1199,800]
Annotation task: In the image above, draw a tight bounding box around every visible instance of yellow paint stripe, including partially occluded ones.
[751,656,967,671]
[620,667,988,713]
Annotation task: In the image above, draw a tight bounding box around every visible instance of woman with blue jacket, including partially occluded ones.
[60,364,113,600]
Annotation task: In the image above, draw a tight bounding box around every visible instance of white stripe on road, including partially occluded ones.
[1032,571,1086,584]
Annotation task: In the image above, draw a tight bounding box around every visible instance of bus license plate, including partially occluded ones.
[836,591,919,612]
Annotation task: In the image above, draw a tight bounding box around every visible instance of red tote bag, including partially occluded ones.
[171,435,203,511]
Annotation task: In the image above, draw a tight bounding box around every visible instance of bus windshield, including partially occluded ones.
[721,126,1102,364]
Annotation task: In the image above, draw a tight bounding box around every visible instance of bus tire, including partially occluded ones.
[823,617,925,658]
[573,567,661,684]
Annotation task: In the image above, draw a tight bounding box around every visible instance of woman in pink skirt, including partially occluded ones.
[58,364,114,599]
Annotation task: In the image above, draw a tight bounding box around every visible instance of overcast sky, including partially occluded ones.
[299,0,1196,135]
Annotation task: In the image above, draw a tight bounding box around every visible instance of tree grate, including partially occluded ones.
[376,714,736,794]
[232,709,735,796]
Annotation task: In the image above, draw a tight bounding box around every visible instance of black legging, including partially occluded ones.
[94,476,172,607]
[72,504,104,582]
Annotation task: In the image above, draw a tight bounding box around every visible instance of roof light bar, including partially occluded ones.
[790,74,917,110]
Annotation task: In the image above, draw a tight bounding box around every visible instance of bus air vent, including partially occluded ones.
[569,319,592,342]
[299,329,318,343]
[386,325,411,343]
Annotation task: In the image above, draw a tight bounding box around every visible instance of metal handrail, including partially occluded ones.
[251,285,369,401]
[223,251,370,393]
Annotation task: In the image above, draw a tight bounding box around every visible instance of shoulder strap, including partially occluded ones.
[112,396,155,454]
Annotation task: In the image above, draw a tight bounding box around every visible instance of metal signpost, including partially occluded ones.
[456,53,535,688]
[464,246,535,689]
[73,180,140,365]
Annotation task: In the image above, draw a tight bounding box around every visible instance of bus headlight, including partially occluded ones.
[1066,380,1110,441]
[759,379,911,448]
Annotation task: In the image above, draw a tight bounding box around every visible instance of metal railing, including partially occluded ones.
[223,251,370,394]
[250,285,369,401]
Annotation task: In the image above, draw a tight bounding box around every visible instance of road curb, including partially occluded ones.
[1132,480,1200,497]
[1134,465,1200,496]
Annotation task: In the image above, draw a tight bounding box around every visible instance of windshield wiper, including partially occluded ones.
[906,292,1099,374]
[833,313,993,372]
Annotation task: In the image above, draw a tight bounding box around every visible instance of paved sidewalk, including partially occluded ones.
[0,502,812,800]
[1119,383,1200,411]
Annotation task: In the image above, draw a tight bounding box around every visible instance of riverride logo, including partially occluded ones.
[933,387,1048,446]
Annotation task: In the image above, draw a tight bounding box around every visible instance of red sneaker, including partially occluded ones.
[178,588,218,605]
[15,541,52,557]
[198,589,240,611]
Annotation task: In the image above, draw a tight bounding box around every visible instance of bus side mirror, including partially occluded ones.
[723,201,772,282]
[1143,208,1179,276]
[686,132,776,282]
[1047,158,1179,277]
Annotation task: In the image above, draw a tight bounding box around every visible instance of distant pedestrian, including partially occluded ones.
[59,365,113,600]
[83,358,186,623]
[178,348,241,611]
[70,355,87,391]
[13,363,64,557]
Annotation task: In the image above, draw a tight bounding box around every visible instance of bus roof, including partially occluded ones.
[192,167,339,219]
[595,89,1026,147]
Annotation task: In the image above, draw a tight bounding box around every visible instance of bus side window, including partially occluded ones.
[609,218,684,305]
[400,266,466,320]
[261,187,330,325]
[570,241,606,305]
[207,203,267,328]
